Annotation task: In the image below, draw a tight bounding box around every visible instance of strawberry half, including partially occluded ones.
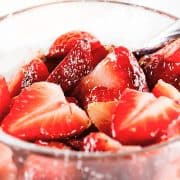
[0,76,10,120]
[47,31,107,60]
[83,132,122,152]
[74,46,148,100]
[2,82,90,140]
[112,89,180,145]
[152,79,180,101]
[9,57,49,98]
[47,39,107,93]
[35,140,71,150]
[139,38,180,90]
[87,101,118,135]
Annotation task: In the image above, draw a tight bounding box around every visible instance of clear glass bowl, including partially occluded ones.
[0,1,179,179]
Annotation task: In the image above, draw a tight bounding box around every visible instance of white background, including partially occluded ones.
[0,0,179,18]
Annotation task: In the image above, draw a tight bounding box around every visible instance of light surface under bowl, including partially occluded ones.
[0,1,179,179]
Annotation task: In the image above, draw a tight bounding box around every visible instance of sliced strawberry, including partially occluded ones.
[152,79,180,101]
[139,38,180,90]
[83,132,122,152]
[47,39,107,93]
[112,89,180,145]
[87,101,118,135]
[2,82,90,140]
[0,143,17,179]
[47,31,107,60]
[74,46,148,100]
[9,57,49,98]
[82,86,121,107]
[0,76,10,120]
[35,140,71,150]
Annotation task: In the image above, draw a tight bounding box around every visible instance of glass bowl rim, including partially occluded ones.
[0,0,179,159]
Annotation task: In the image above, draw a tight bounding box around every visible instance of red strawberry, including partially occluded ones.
[152,79,180,101]
[0,143,17,179]
[47,31,107,60]
[9,57,49,98]
[47,39,107,93]
[2,82,90,140]
[35,140,71,150]
[82,132,141,152]
[87,101,118,135]
[83,86,121,107]
[83,132,122,152]
[74,46,148,100]
[112,89,180,145]
[0,76,10,120]
[139,38,180,90]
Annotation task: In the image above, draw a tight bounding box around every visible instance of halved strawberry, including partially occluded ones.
[83,86,121,107]
[82,132,141,152]
[35,140,71,150]
[47,39,107,93]
[0,76,10,120]
[2,82,90,140]
[112,89,180,145]
[152,79,180,100]
[139,38,180,90]
[83,132,122,152]
[9,57,49,98]
[74,46,148,100]
[87,101,118,135]
[47,31,107,60]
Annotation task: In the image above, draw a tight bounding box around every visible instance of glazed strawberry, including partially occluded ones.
[35,140,71,150]
[83,132,122,152]
[112,89,180,145]
[83,86,121,107]
[0,76,10,120]
[2,82,90,140]
[47,31,107,60]
[47,39,107,92]
[9,57,49,98]
[74,46,148,100]
[139,38,180,90]
[152,79,180,101]
[87,101,118,135]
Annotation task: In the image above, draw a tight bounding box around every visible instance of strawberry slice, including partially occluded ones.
[47,31,107,60]
[87,101,118,135]
[0,76,10,120]
[83,132,141,152]
[47,39,107,93]
[2,82,90,140]
[112,89,180,145]
[35,140,71,150]
[139,38,180,90]
[82,86,121,107]
[9,57,49,98]
[83,132,122,152]
[152,79,180,101]
[74,46,148,100]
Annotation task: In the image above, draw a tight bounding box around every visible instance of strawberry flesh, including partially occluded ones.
[112,88,180,145]
[0,76,10,120]
[9,57,49,98]
[139,38,180,90]
[74,46,148,101]
[2,82,90,140]
[47,39,107,93]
